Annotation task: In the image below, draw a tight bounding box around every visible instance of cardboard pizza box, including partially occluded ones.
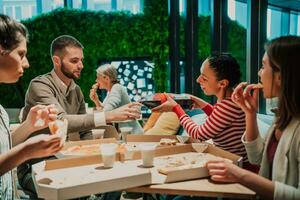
[126,134,179,142]
[32,156,151,200]
[55,138,117,158]
[120,143,242,183]
[127,134,199,145]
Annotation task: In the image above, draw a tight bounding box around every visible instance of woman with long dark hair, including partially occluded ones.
[206,36,300,199]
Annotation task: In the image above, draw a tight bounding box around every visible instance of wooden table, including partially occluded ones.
[127,178,256,199]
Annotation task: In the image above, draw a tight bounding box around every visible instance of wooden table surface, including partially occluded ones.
[127,178,256,199]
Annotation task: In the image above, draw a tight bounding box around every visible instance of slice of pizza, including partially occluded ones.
[159,138,177,146]
[252,83,263,89]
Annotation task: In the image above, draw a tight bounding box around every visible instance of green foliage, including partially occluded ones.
[0,3,246,108]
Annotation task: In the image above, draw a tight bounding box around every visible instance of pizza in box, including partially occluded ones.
[156,152,232,174]
[60,143,137,156]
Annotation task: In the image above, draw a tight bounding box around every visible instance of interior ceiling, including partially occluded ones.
[237,0,300,12]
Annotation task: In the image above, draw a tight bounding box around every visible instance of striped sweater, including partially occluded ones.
[173,98,248,162]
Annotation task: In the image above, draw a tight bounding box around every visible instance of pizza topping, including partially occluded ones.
[159,138,177,146]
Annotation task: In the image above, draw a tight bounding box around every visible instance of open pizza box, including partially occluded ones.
[120,143,243,184]
[55,138,117,158]
[56,135,189,159]
[127,134,199,144]
[32,154,152,200]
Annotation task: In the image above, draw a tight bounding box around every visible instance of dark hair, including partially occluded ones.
[265,36,300,131]
[0,14,28,51]
[207,53,241,88]
[50,35,83,56]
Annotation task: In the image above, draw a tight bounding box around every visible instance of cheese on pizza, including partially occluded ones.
[157,152,232,174]
[60,143,138,156]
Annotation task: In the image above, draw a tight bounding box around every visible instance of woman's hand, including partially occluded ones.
[206,160,243,183]
[22,134,62,160]
[189,95,207,109]
[231,82,260,115]
[25,104,58,132]
[89,83,102,107]
[152,93,177,112]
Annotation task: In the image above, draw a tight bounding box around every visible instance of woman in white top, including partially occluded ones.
[206,36,300,200]
[0,14,62,199]
[90,64,143,134]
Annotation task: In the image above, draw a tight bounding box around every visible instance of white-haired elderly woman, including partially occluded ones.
[90,64,143,134]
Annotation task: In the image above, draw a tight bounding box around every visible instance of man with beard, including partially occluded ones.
[17,35,140,198]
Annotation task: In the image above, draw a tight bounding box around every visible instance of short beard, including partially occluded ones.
[61,62,79,80]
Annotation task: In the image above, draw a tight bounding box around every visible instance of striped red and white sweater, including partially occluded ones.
[173,98,248,162]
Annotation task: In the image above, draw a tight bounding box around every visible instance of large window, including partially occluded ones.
[267,6,300,39]
[0,0,64,20]
[75,0,143,13]
[0,0,143,21]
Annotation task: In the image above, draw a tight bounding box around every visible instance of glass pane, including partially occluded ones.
[0,0,65,20]
[0,0,36,21]
[197,0,211,100]
[39,0,64,14]
[86,0,112,12]
[298,15,300,35]
[72,0,82,9]
[290,12,298,35]
[198,0,210,16]
[117,0,143,14]
[227,0,247,82]
[267,8,282,39]
[4,6,13,17]
[15,6,22,20]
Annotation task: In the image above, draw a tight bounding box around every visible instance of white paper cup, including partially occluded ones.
[139,143,157,167]
[49,119,68,146]
[119,127,133,143]
[135,105,143,120]
[100,143,118,168]
[92,129,105,139]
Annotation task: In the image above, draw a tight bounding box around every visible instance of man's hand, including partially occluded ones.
[25,104,58,132]
[152,94,177,112]
[22,134,62,160]
[105,102,142,122]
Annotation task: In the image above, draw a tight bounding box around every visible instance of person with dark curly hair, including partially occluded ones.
[153,53,258,172]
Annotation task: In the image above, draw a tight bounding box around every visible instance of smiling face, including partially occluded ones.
[0,35,29,83]
[258,53,281,98]
[196,59,221,96]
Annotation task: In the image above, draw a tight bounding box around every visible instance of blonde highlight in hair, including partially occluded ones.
[96,64,119,84]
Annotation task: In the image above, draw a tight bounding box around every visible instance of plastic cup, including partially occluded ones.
[48,119,68,146]
[132,105,142,120]
[119,127,133,143]
[139,143,157,167]
[92,129,105,139]
[100,143,118,168]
